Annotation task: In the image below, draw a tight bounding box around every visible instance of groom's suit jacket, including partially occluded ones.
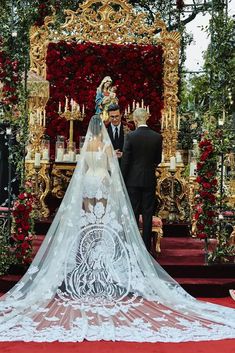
[107,123,125,152]
[121,126,162,188]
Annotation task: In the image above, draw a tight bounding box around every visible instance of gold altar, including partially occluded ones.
[25,0,194,222]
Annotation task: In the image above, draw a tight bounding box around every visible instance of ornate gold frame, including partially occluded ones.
[27,0,182,224]
[29,0,180,161]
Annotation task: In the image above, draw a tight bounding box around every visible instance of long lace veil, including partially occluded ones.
[0,115,235,342]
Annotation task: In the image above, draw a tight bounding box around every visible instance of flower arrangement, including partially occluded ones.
[0,39,20,110]
[11,181,36,265]
[193,133,218,241]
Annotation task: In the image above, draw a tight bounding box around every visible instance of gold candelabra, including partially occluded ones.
[59,98,86,151]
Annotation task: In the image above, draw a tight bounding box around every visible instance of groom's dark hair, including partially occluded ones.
[107,103,120,112]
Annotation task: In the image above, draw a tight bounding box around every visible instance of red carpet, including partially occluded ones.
[0,297,234,353]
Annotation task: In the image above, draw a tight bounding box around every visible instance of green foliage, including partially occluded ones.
[208,229,235,264]
[0,236,17,276]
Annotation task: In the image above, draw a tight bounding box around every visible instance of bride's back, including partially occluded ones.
[84,140,109,175]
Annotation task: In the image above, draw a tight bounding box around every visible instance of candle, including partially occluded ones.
[141,99,144,108]
[43,110,46,126]
[34,152,41,167]
[77,103,80,112]
[71,98,74,112]
[170,156,176,170]
[136,102,140,109]
[56,147,64,162]
[58,101,61,113]
[65,97,68,112]
[178,115,181,130]
[39,110,42,126]
[42,149,49,160]
[190,162,197,176]
[82,105,85,115]
[132,100,135,111]
[147,106,150,114]
[161,113,164,129]
[128,104,130,114]
[69,150,75,162]
[176,151,182,163]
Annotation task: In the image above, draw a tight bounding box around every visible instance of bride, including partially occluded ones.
[0,115,235,342]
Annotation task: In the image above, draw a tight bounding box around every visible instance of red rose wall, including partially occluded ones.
[45,42,164,158]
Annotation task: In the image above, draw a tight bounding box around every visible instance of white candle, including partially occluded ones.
[147,106,150,114]
[141,99,144,108]
[71,99,74,112]
[176,151,182,163]
[63,153,70,162]
[42,149,49,160]
[58,101,61,113]
[128,104,130,114]
[136,102,140,109]
[190,162,197,176]
[69,150,75,162]
[43,110,46,126]
[170,156,176,170]
[56,148,64,162]
[161,113,164,129]
[178,115,181,130]
[132,100,135,111]
[65,97,68,112]
[34,152,41,167]
[82,105,85,115]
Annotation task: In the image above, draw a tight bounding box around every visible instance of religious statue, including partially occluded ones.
[95,76,118,122]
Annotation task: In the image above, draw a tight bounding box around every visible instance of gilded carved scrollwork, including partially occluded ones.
[156,164,190,222]
[51,164,76,199]
[25,162,51,218]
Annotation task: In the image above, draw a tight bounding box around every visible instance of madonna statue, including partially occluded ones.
[95,76,118,122]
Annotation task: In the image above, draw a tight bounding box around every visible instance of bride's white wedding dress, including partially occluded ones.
[0,118,235,342]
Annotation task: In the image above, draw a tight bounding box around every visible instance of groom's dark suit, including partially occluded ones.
[121,126,162,252]
[106,123,124,152]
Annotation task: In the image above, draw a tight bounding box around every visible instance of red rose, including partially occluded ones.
[16,234,25,241]
[17,204,25,211]
[198,233,207,239]
[21,241,30,250]
[18,193,26,200]
[197,224,205,231]
[21,221,30,231]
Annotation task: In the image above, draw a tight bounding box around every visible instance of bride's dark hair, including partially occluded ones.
[89,114,103,136]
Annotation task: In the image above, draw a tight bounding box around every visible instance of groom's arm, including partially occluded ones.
[121,134,132,179]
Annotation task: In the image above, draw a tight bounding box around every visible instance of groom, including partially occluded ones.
[121,108,162,252]
[106,103,124,160]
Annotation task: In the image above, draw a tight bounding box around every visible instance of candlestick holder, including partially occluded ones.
[60,110,85,151]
